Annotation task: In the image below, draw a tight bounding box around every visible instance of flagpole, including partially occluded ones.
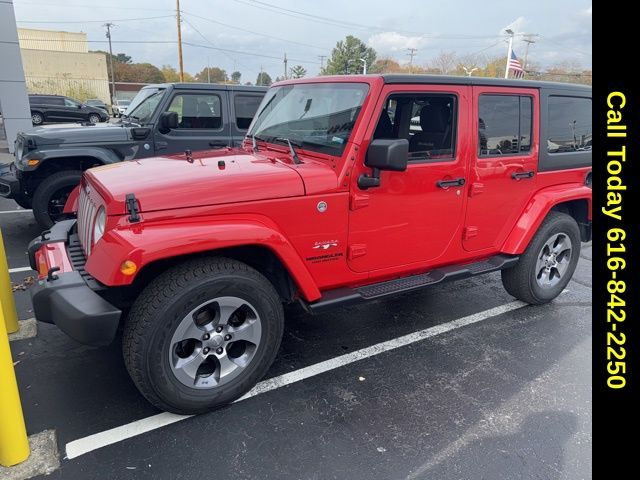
[504,29,514,79]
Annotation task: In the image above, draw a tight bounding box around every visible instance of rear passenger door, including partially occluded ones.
[42,97,67,121]
[463,87,538,252]
[229,92,264,146]
[153,89,232,155]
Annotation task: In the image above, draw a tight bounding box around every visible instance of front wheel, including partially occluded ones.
[88,113,101,124]
[31,112,43,125]
[31,170,82,228]
[501,211,580,304]
[123,257,284,414]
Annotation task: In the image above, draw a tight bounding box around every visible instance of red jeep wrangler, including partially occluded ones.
[29,75,592,413]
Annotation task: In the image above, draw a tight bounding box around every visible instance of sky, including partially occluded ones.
[12,0,592,83]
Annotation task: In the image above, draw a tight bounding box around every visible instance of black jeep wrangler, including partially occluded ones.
[0,83,266,228]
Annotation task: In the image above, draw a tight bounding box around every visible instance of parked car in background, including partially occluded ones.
[85,99,110,115]
[27,75,591,414]
[28,94,109,125]
[0,83,266,227]
[112,99,131,117]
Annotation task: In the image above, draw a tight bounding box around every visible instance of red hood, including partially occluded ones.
[85,148,310,213]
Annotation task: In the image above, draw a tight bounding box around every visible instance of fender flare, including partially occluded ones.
[63,185,80,213]
[32,147,121,166]
[85,216,322,301]
[501,183,592,255]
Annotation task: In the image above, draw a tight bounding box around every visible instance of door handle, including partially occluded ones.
[436,178,465,188]
[511,171,535,180]
[155,141,168,150]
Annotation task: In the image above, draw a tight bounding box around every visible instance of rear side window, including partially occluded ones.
[234,95,262,130]
[547,96,592,153]
[479,95,532,156]
[168,94,222,129]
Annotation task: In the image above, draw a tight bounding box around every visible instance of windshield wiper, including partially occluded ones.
[275,137,301,164]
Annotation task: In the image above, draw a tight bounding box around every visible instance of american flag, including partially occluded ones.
[508,50,525,78]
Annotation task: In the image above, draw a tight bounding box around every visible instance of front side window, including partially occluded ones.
[234,95,262,130]
[373,93,457,161]
[547,96,592,153]
[248,83,369,156]
[167,94,222,129]
[125,88,165,124]
[479,95,532,156]
[64,98,80,108]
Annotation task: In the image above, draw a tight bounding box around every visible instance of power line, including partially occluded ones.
[181,10,328,51]
[17,15,174,24]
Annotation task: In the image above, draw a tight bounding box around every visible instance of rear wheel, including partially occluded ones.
[88,113,100,124]
[501,211,580,304]
[31,170,82,228]
[31,112,43,125]
[123,257,284,414]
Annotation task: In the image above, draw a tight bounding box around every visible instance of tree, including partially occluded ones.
[195,67,228,83]
[430,51,457,74]
[289,65,307,78]
[115,53,132,64]
[256,72,272,86]
[115,62,165,83]
[231,71,242,84]
[323,35,376,75]
[160,65,194,83]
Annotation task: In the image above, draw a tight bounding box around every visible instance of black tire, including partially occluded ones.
[123,257,284,414]
[31,112,43,125]
[88,113,100,124]
[31,170,82,229]
[501,211,580,304]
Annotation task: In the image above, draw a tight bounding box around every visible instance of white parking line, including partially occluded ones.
[0,209,32,214]
[9,266,33,273]
[65,300,526,459]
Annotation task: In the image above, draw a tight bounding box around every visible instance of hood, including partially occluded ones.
[21,122,129,147]
[85,148,307,213]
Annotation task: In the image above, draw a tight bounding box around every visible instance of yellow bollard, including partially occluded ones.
[0,229,19,334]
[0,303,30,466]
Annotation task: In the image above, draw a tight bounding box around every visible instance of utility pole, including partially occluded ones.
[318,55,326,72]
[207,56,211,83]
[103,23,116,103]
[258,65,263,85]
[360,58,367,75]
[504,29,514,79]
[176,0,184,82]
[522,34,536,75]
[283,52,288,80]
[407,48,417,73]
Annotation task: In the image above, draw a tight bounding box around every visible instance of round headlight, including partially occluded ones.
[93,206,106,244]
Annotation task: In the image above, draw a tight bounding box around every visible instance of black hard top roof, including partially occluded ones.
[382,74,591,92]
[144,83,268,92]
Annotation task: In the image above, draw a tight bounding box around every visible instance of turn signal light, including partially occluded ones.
[120,260,138,276]
[27,159,40,167]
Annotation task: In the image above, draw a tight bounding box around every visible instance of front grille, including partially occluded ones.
[77,184,97,256]
[68,234,103,290]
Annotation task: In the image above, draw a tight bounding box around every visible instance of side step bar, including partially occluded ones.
[308,254,519,313]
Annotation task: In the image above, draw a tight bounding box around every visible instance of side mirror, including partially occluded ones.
[78,104,84,109]
[159,111,179,133]
[358,138,409,189]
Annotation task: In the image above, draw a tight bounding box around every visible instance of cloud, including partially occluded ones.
[501,16,527,35]
[581,6,592,17]
[367,32,430,54]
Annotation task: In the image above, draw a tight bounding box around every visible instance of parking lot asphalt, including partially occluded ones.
[1,195,592,480]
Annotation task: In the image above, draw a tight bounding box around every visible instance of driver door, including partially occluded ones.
[348,84,470,273]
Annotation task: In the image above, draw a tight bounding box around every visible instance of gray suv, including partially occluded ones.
[0,83,266,228]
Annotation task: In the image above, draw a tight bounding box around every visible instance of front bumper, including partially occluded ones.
[0,162,19,198]
[29,220,121,346]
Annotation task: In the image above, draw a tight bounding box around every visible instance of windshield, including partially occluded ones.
[124,88,165,124]
[248,83,369,156]
[117,100,131,106]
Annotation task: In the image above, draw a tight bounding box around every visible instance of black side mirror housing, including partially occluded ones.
[159,111,179,133]
[358,138,409,189]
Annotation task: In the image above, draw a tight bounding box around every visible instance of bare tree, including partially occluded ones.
[431,51,457,74]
